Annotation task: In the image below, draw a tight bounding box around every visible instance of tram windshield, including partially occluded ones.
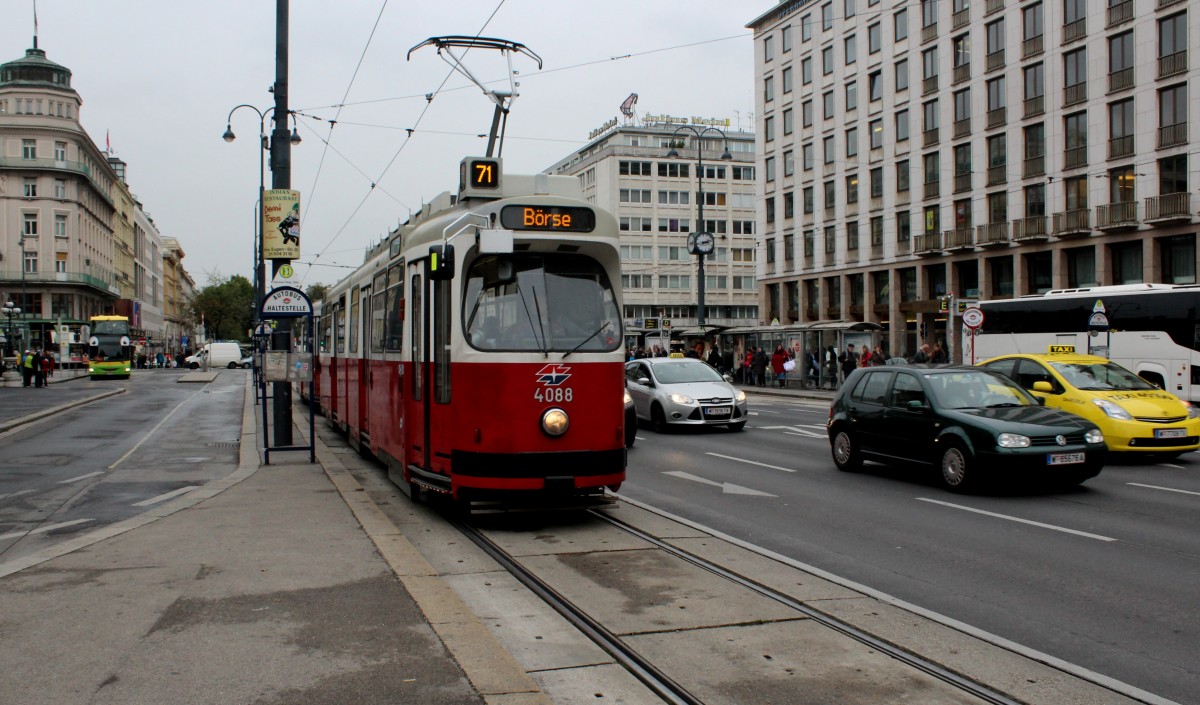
[464,253,621,353]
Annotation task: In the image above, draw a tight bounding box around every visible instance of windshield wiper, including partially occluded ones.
[562,323,606,359]
[516,281,549,357]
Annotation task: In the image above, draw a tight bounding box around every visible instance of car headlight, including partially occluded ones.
[624,390,633,405]
[1183,401,1200,419]
[736,389,747,402]
[669,393,696,405]
[1085,428,1105,445]
[997,432,1031,448]
[540,408,569,437]
[1092,398,1133,420]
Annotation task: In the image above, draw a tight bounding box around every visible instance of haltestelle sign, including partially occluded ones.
[261,286,312,317]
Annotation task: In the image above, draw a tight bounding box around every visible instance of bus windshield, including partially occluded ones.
[92,319,130,335]
[91,340,130,362]
[464,253,621,353]
[1048,360,1157,391]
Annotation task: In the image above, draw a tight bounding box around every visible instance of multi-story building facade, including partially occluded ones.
[161,237,195,355]
[549,120,759,344]
[0,43,122,351]
[749,0,1198,358]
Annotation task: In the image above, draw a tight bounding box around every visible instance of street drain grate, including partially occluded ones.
[207,441,241,449]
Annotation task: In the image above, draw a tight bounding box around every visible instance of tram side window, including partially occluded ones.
[335,307,346,354]
[371,272,387,353]
[385,263,404,351]
[349,286,361,354]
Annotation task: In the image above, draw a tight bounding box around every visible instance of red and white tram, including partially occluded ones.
[312,157,626,503]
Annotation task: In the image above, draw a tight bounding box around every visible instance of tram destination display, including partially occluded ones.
[500,205,595,232]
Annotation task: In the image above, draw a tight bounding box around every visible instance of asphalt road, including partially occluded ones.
[0,370,244,565]
[620,391,1200,705]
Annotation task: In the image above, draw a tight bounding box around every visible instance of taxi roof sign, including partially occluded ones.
[1048,344,1076,354]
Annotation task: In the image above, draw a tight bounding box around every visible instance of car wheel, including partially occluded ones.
[938,442,974,492]
[831,427,862,471]
[227,361,238,369]
[651,404,669,433]
[242,362,252,369]
[727,421,746,432]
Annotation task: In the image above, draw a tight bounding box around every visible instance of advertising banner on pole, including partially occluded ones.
[263,189,301,260]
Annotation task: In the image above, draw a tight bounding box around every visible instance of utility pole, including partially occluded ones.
[270,0,293,446]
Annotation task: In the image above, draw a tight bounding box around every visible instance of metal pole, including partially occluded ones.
[696,141,706,331]
[270,0,293,447]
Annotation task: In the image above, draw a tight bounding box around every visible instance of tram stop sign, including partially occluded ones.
[962,307,984,330]
[261,286,313,318]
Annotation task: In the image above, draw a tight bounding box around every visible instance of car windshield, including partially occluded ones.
[653,360,724,384]
[1048,360,1157,391]
[927,371,1034,409]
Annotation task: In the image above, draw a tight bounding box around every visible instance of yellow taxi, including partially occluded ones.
[978,351,1200,456]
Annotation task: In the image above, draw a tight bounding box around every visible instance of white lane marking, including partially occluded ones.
[611,495,1176,705]
[664,471,777,497]
[705,452,796,473]
[759,424,826,438]
[917,498,1116,542]
[1128,482,1200,497]
[752,409,781,414]
[1156,463,1184,469]
[0,518,93,540]
[57,471,103,484]
[108,386,209,470]
[132,486,199,507]
[784,429,827,439]
[0,489,36,501]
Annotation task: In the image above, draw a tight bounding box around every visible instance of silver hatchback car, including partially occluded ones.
[625,357,748,432]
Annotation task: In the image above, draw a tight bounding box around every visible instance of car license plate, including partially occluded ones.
[1047,452,1085,466]
[703,406,731,418]
[1155,428,1187,439]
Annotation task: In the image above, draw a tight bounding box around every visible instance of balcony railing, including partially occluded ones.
[924,179,941,199]
[1012,216,1049,241]
[0,269,119,295]
[953,63,971,85]
[986,49,1005,73]
[1052,209,1091,236]
[1064,82,1087,106]
[954,172,972,193]
[1024,95,1045,118]
[952,8,970,30]
[944,228,975,249]
[1022,34,1044,59]
[1064,145,1088,170]
[1108,68,1134,94]
[1023,155,1045,178]
[1158,122,1188,149]
[1145,192,1192,222]
[922,23,938,45]
[1062,18,1087,45]
[1107,0,1133,28]
[923,74,939,95]
[924,128,940,148]
[1108,136,1134,160]
[987,107,1006,129]
[985,0,1004,16]
[1096,201,1139,230]
[914,232,943,254]
[1158,0,1185,9]
[1159,51,1187,79]
[954,118,971,139]
[987,164,1007,186]
[977,222,1010,246]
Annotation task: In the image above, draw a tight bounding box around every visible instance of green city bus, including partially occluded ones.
[87,315,133,379]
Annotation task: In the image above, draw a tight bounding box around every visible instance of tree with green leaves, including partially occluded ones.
[190,274,255,342]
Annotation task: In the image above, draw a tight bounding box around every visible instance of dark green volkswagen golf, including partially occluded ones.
[827,365,1107,492]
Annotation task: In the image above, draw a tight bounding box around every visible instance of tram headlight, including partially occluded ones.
[541,407,570,437]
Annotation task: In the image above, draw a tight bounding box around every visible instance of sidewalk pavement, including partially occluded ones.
[0,376,547,705]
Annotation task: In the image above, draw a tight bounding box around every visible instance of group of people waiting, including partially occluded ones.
[15,349,55,388]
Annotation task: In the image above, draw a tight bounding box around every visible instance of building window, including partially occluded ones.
[1024,62,1044,100]
[923,99,939,132]
[1066,246,1097,288]
[1023,2,1043,40]
[823,91,835,119]
[803,186,814,213]
[898,211,911,241]
[869,119,883,149]
[22,139,36,159]
[1064,0,1085,25]
[802,57,812,84]
[987,77,1005,112]
[766,197,776,223]
[764,35,775,62]
[23,178,37,197]
[895,58,909,91]
[23,212,37,236]
[846,80,858,110]
[846,127,858,157]
[620,160,652,176]
[1160,84,1187,128]
[802,14,812,41]
[54,213,67,237]
[896,109,909,141]
[952,34,970,68]
[803,143,814,170]
[764,75,775,102]
[1161,235,1196,285]
[822,46,834,75]
[895,8,909,41]
[988,192,1007,224]
[802,99,813,127]
[1064,112,1087,156]
[869,71,882,102]
[54,141,66,161]
[1109,166,1135,203]
[764,116,775,142]
[782,24,793,52]
[986,19,1004,56]
[54,179,66,198]
[784,191,795,218]
[824,225,837,254]
[782,66,793,94]
[24,251,38,274]
[1110,241,1143,284]
[922,0,938,28]
[1160,154,1187,194]
[871,215,884,245]
[822,2,834,31]
[824,135,836,164]
[1024,123,1045,159]
[1064,48,1086,89]
[1160,13,1187,59]
[1064,175,1088,211]
[869,23,881,54]
[1109,31,1133,76]
[55,252,67,274]
[923,47,938,80]
[765,157,776,182]
[783,108,794,136]
[784,150,794,176]
[1025,184,1046,217]
[870,167,883,198]
[897,160,910,192]
[824,180,836,209]
[846,174,859,203]
[845,35,857,65]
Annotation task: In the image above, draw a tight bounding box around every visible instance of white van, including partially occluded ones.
[186,342,243,369]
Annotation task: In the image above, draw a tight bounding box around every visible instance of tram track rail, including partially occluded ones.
[452,508,1025,705]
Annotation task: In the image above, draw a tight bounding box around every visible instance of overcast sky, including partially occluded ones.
[1,0,769,289]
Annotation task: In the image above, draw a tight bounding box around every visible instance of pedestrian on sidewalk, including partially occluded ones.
[42,352,54,382]
[32,349,46,388]
[21,349,33,387]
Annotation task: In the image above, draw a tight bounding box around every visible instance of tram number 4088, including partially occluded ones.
[534,387,574,403]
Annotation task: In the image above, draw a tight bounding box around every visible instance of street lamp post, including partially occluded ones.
[2,301,21,358]
[667,126,732,332]
[222,105,301,318]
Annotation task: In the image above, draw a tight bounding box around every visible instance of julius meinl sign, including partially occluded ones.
[263,189,301,260]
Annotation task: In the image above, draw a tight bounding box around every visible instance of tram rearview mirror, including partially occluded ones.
[427,243,455,280]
